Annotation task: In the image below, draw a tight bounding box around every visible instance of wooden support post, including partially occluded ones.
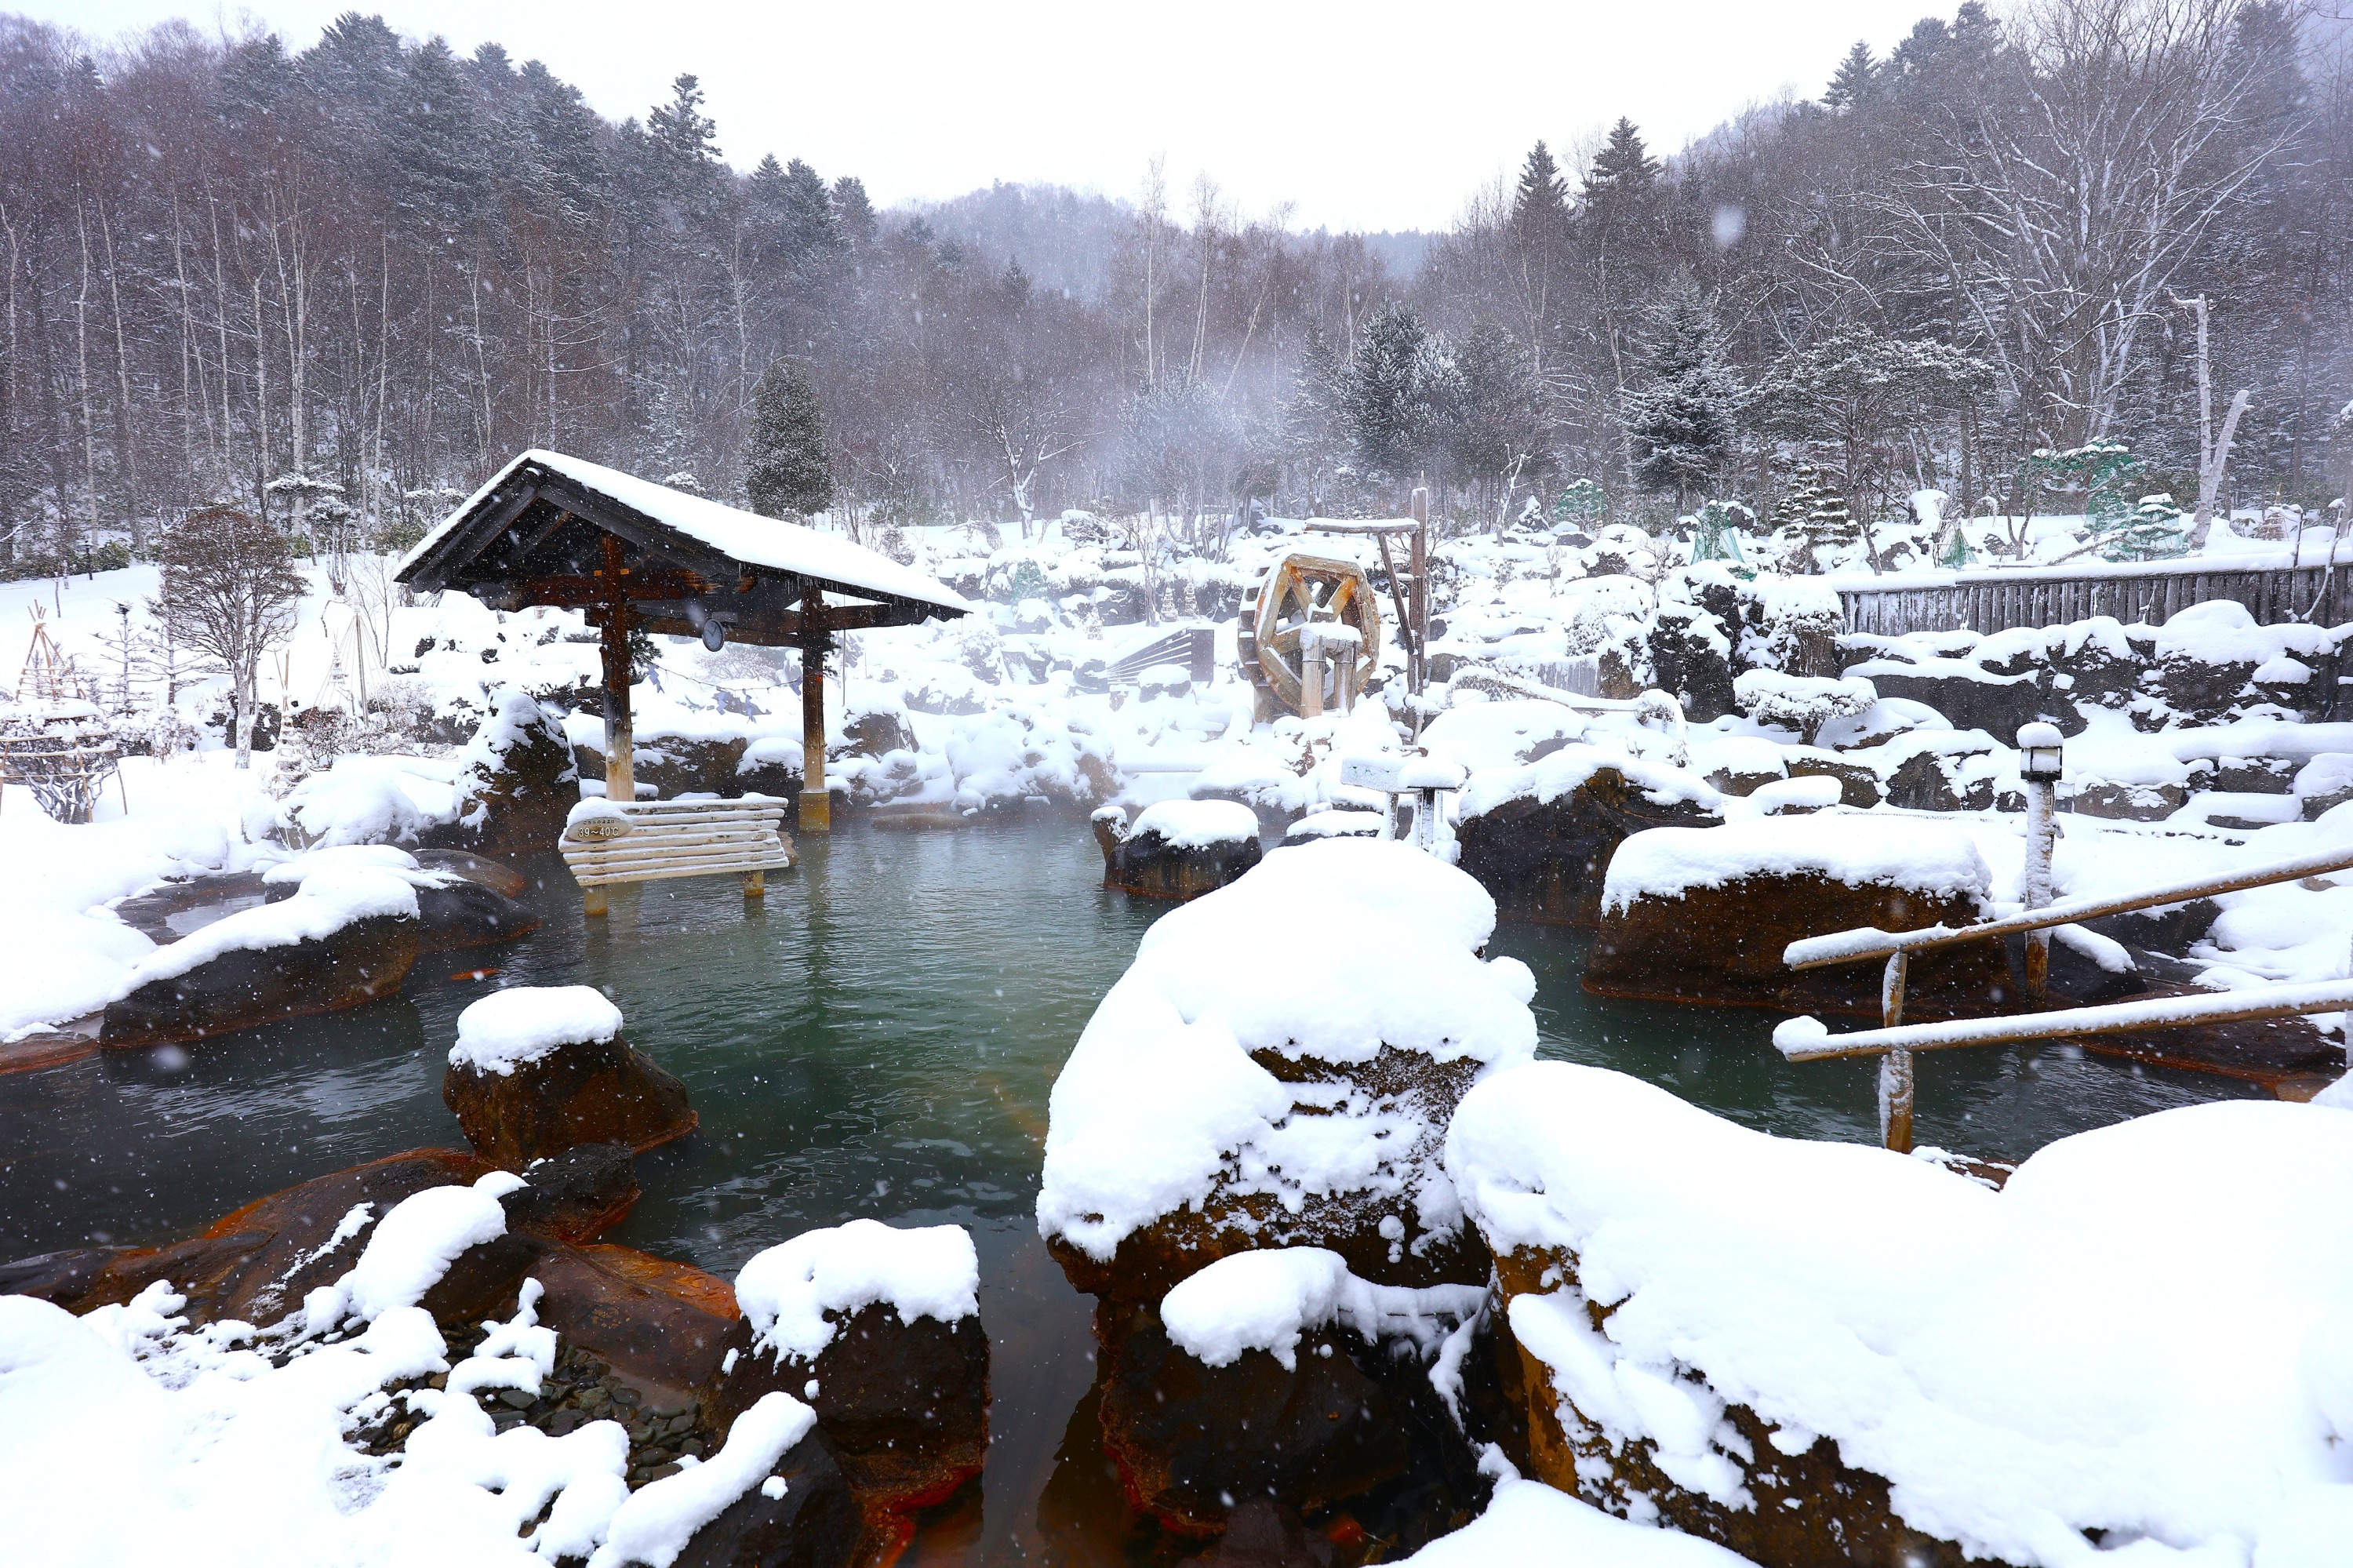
[1299,625,1326,719]
[598,533,635,805]
[1878,949,1914,1154]
[1409,488,1431,740]
[800,586,830,833]
[584,883,608,919]
[742,868,765,898]
[2023,775,2057,1006]
[1332,642,1357,715]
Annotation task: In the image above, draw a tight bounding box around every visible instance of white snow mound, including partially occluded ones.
[1159,1246,1485,1370]
[1038,837,1537,1264]
[734,1219,980,1362]
[1602,814,1990,915]
[452,985,625,1075]
[1444,1060,2353,1568]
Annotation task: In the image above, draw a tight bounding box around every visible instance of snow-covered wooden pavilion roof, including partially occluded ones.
[395,449,968,646]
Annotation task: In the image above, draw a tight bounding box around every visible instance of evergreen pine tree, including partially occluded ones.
[2106,493,2189,562]
[1622,275,1742,510]
[1584,119,1660,200]
[1824,42,1878,110]
[831,176,877,247]
[744,359,835,520]
[1511,141,1571,233]
[1343,302,1437,475]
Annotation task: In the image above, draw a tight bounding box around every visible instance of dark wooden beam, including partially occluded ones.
[517,569,721,609]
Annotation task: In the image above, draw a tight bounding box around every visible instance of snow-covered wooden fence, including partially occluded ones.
[1838,556,2353,637]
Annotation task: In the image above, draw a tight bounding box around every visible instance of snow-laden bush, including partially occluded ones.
[1733,669,1877,746]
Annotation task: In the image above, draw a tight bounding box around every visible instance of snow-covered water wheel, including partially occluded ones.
[1237,551,1383,715]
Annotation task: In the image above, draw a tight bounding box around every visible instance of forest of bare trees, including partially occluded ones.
[2,0,2348,577]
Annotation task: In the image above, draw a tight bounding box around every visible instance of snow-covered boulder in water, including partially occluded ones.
[1093,799,1264,900]
[1038,837,1538,1301]
[442,986,696,1169]
[711,1220,987,1518]
[1586,814,2011,1020]
[99,864,424,1048]
[1454,744,1723,928]
[1445,1060,2353,1568]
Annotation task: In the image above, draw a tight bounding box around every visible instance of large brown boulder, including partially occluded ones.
[1040,840,1537,1309]
[442,985,696,1168]
[0,1144,641,1323]
[1047,1046,1494,1304]
[435,689,579,856]
[1087,1250,1484,1544]
[100,870,423,1049]
[663,1423,864,1568]
[710,1220,988,1551]
[1454,746,1723,927]
[1586,815,2013,1020]
[1094,800,1264,900]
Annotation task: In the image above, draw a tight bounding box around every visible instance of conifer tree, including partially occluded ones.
[744,359,835,520]
[1824,42,1878,110]
[1584,119,1660,200]
[1622,275,1742,510]
[1511,141,1571,234]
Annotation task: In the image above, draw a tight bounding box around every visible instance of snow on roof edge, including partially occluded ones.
[399,449,969,615]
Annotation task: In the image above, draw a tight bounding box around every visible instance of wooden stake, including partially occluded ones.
[584,884,608,919]
[743,868,765,898]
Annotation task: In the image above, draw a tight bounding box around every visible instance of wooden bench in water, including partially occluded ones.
[560,797,795,917]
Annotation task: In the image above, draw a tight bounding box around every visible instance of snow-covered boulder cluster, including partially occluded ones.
[1,1138,995,1568]
[1444,1061,2353,1568]
[1039,836,1538,1300]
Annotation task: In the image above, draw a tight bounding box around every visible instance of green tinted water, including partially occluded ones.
[0,819,2251,1559]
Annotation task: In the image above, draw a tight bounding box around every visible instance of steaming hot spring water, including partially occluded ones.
[0,816,2256,1559]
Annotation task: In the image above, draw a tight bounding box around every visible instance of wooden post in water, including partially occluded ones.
[589,533,632,919]
[598,534,636,808]
[1879,949,1913,1153]
[800,585,830,832]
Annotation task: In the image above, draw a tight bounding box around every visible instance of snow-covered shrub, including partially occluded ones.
[1733,670,1878,745]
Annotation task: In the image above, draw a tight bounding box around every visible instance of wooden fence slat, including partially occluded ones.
[1838,560,2353,638]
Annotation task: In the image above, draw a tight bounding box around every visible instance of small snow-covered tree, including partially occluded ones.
[152,506,306,769]
[1555,478,1606,527]
[2105,493,2189,562]
[744,358,835,521]
[1734,670,1877,747]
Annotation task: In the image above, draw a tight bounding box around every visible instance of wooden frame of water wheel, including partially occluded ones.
[1238,551,1384,715]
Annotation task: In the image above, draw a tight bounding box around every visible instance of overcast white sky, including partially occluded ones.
[37,1,1942,231]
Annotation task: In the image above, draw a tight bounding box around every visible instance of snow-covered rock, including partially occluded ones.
[1039,837,1537,1300]
[1446,1060,2353,1568]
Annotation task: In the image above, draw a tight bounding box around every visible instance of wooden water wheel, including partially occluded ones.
[1237,551,1383,715]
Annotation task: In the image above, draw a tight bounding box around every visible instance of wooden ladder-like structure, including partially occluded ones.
[559,798,796,918]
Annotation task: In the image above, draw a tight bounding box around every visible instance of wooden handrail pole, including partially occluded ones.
[1879,949,1913,1153]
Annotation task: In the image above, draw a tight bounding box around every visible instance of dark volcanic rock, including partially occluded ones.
[1093,1301,1480,1542]
[1049,1046,1491,1305]
[99,911,420,1049]
[413,875,540,952]
[444,1032,697,1168]
[1095,806,1264,901]
[708,1302,991,1513]
[502,1142,642,1243]
[1455,754,1722,928]
[664,1426,864,1568]
[431,691,579,857]
[412,848,529,899]
[1586,828,2012,1021]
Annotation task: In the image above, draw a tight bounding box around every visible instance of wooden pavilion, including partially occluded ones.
[396,450,969,835]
